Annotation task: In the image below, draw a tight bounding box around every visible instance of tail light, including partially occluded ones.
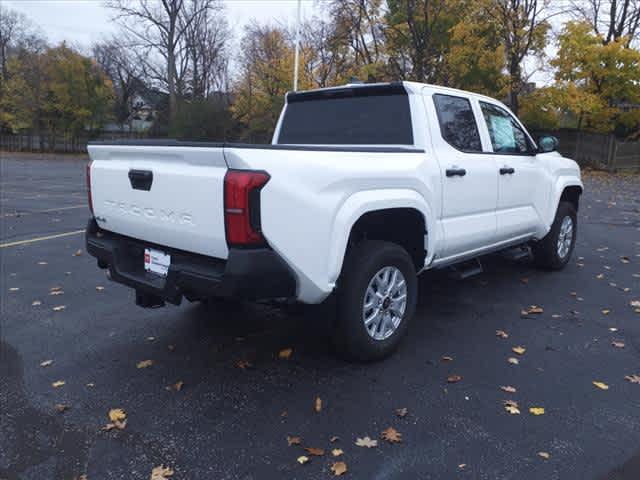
[86,161,94,216]
[224,169,270,247]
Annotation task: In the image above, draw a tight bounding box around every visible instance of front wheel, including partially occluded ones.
[531,201,577,270]
[334,240,417,361]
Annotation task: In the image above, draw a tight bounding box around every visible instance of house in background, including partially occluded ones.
[103,88,168,134]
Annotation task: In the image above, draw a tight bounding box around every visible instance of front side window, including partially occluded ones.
[432,94,482,152]
[480,102,534,154]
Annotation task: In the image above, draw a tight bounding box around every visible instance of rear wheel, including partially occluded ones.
[532,201,577,270]
[334,240,417,361]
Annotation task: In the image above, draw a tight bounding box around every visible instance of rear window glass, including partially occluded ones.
[277,88,413,145]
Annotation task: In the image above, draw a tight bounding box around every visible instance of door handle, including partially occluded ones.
[446,167,467,177]
[128,169,153,191]
[499,167,515,175]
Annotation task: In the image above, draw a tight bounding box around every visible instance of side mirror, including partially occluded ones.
[538,135,559,153]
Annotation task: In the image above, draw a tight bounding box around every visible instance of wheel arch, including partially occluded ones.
[544,178,583,234]
[327,189,433,287]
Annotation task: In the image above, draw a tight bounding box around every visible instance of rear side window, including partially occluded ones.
[433,94,482,152]
[277,87,413,145]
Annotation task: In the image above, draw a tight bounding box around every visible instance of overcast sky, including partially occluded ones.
[4,0,317,51]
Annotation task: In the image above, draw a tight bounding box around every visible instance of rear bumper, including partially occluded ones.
[85,219,296,305]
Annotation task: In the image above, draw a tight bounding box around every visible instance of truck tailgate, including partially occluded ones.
[88,144,229,259]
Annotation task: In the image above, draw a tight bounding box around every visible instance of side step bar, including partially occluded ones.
[449,258,483,280]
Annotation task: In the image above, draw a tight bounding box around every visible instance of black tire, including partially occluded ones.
[532,201,577,270]
[334,240,417,362]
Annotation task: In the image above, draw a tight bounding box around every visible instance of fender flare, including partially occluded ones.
[546,177,584,230]
[326,189,435,286]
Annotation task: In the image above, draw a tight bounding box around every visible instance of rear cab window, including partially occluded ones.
[276,84,413,145]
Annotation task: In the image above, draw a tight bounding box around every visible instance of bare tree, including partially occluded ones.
[93,39,144,130]
[0,6,40,84]
[300,18,354,88]
[327,0,386,69]
[485,0,553,114]
[384,0,458,83]
[106,0,224,120]
[571,0,640,46]
[182,0,230,99]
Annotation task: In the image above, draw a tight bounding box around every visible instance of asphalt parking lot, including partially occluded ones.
[1,153,639,480]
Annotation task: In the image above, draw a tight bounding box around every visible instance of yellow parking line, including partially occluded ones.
[0,230,84,248]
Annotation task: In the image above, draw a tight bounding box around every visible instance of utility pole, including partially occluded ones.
[293,0,301,92]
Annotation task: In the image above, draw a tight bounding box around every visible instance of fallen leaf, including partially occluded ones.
[527,305,544,314]
[55,403,70,413]
[395,407,408,418]
[504,400,520,415]
[381,427,402,443]
[500,385,517,393]
[505,404,520,415]
[297,456,310,465]
[150,465,173,480]
[508,357,520,365]
[52,380,65,388]
[529,407,545,415]
[314,396,322,413]
[52,305,66,312]
[286,436,301,446]
[496,330,509,338]
[304,447,324,456]
[355,436,378,448]
[447,374,462,383]
[166,381,183,392]
[137,359,153,369]
[73,249,83,256]
[538,451,550,459]
[235,359,252,370]
[593,381,609,390]
[512,346,526,355]
[612,341,625,348]
[32,300,42,306]
[624,374,640,384]
[40,359,53,367]
[109,408,126,422]
[331,448,344,457]
[330,461,347,476]
[278,348,293,359]
[103,419,127,431]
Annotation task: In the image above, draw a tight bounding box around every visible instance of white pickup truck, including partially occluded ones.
[86,81,583,360]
